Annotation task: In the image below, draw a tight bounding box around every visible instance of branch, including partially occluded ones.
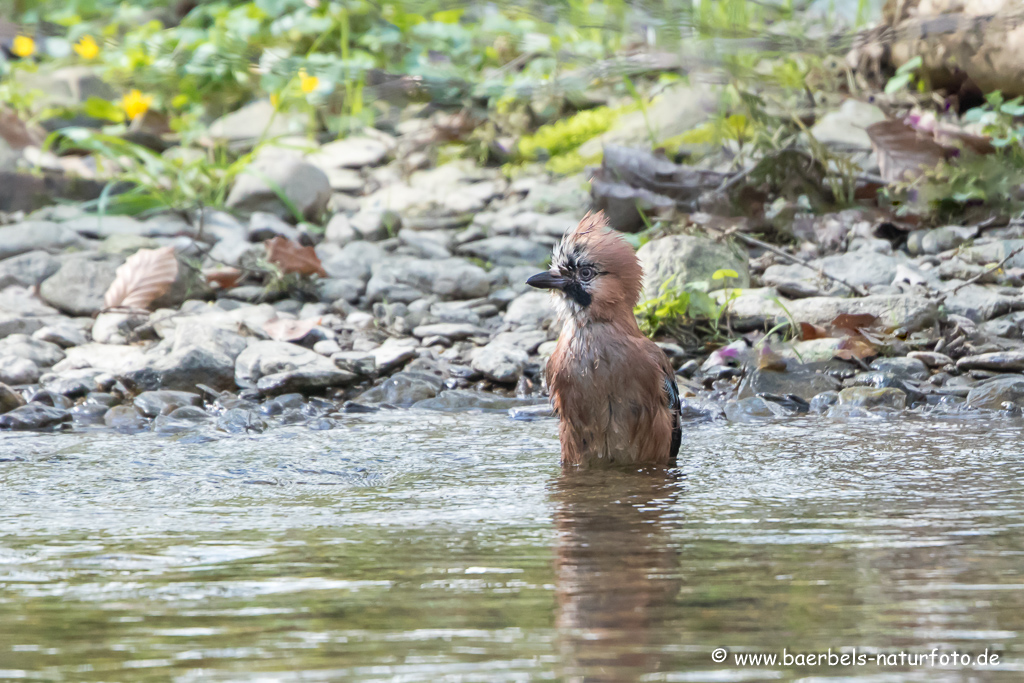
[727,231,870,297]
[948,244,1024,293]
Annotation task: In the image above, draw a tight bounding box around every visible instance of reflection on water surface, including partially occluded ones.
[2,412,1024,681]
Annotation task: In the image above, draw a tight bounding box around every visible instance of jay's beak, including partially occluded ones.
[527,271,568,291]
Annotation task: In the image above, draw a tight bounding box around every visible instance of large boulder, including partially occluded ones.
[637,234,749,301]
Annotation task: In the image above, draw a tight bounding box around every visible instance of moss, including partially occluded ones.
[517,104,633,161]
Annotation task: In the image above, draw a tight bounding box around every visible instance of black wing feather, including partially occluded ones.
[664,370,681,463]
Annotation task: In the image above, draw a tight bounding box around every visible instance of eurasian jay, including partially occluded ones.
[527,211,681,467]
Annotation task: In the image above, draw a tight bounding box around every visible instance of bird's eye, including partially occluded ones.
[578,266,596,281]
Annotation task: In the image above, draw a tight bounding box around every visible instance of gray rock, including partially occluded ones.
[412,323,487,340]
[782,295,939,333]
[91,312,145,345]
[356,371,442,407]
[398,229,452,259]
[919,225,978,254]
[966,376,1024,410]
[349,209,390,241]
[0,221,83,260]
[808,99,886,151]
[943,284,1024,323]
[869,357,930,381]
[171,321,247,360]
[504,290,557,328]
[0,250,60,288]
[724,397,782,422]
[235,340,355,395]
[60,214,158,239]
[0,334,64,367]
[956,351,1024,372]
[414,389,543,412]
[324,213,357,246]
[226,157,331,221]
[0,403,71,430]
[307,136,388,168]
[318,277,364,304]
[809,390,840,413]
[737,367,841,400]
[32,323,87,348]
[472,341,528,384]
[103,404,147,432]
[207,100,307,150]
[124,347,235,393]
[318,240,386,282]
[133,390,202,418]
[40,368,107,397]
[0,315,47,339]
[456,237,549,266]
[216,408,268,433]
[365,257,490,303]
[637,234,749,300]
[247,211,304,243]
[331,351,376,377]
[837,386,906,410]
[763,251,901,296]
[39,254,120,316]
[0,382,25,414]
[907,351,954,368]
[368,338,417,374]
[0,356,39,385]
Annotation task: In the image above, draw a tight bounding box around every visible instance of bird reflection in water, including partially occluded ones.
[551,467,684,682]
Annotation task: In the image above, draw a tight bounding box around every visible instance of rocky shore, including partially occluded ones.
[4,118,1024,435]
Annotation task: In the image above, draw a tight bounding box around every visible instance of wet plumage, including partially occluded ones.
[527,211,681,467]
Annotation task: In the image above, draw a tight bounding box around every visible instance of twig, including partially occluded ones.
[726,231,870,297]
[949,244,1024,293]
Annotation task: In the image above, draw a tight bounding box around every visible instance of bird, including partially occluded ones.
[527,211,681,468]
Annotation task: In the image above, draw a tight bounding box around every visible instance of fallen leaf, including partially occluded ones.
[799,322,829,340]
[867,119,949,184]
[830,313,878,333]
[757,345,787,371]
[263,317,321,342]
[204,267,242,290]
[835,336,877,361]
[103,246,179,311]
[265,236,327,277]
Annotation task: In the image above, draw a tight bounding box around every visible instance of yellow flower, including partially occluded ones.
[120,89,153,121]
[73,35,100,60]
[298,69,319,94]
[12,35,35,58]
[269,93,280,109]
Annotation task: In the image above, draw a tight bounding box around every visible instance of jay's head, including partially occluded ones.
[526,211,642,322]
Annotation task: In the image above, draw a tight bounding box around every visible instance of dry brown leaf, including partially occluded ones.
[103,246,179,311]
[835,336,877,361]
[867,119,949,184]
[830,313,878,333]
[799,322,829,340]
[265,236,327,277]
[263,317,321,342]
[204,267,242,290]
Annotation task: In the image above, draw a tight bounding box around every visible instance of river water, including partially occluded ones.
[2,411,1024,681]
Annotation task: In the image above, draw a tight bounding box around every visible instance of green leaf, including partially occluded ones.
[712,268,739,280]
[884,71,913,95]
[895,55,922,75]
[82,97,125,123]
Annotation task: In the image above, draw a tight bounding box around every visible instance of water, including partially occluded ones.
[2,411,1024,681]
